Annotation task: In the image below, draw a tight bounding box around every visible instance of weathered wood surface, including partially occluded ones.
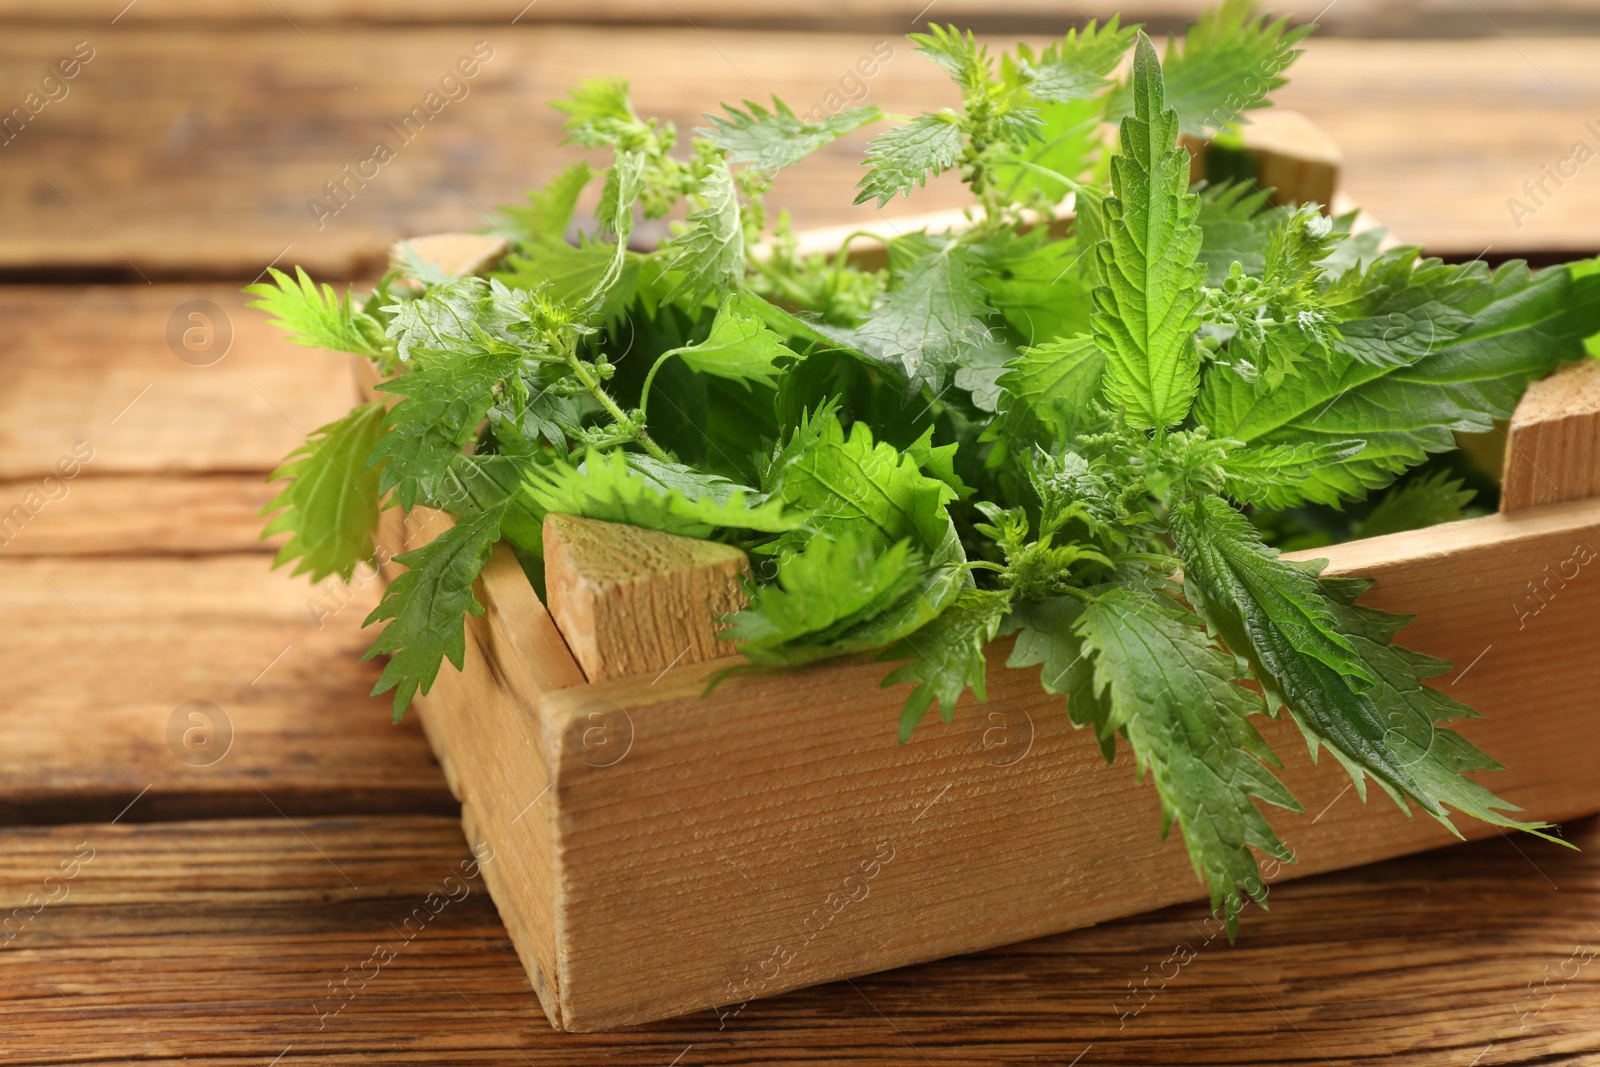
[7,0,1599,36]
[0,286,355,480]
[1503,357,1600,511]
[1,814,1596,1065]
[0,551,452,824]
[1,30,1598,276]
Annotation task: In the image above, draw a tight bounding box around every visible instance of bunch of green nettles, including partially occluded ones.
[248,0,1600,929]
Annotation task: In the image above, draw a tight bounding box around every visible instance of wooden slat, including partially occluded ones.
[6,0,1599,36]
[2,31,1598,276]
[0,553,453,824]
[1502,358,1600,511]
[0,473,274,556]
[0,286,355,480]
[1,814,1596,1064]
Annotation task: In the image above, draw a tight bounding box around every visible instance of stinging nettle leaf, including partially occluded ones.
[1091,33,1206,430]
[664,158,745,308]
[261,401,388,583]
[698,97,883,170]
[854,113,965,207]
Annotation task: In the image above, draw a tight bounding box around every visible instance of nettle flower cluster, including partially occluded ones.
[249,1,1600,927]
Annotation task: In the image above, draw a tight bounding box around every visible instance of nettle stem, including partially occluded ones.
[561,345,671,463]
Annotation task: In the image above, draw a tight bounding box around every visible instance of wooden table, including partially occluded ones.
[2,4,1599,1063]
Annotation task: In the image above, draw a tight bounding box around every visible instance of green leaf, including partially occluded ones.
[856,242,995,391]
[364,503,505,721]
[974,228,1095,347]
[1221,439,1365,509]
[698,98,882,170]
[726,532,926,666]
[1109,0,1311,138]
[854,112,964,207]
[1004,596,1104,751]
[772,417,960,559]
[1093,34,1205,430]
[261,401,387,582]
[911,24,990,93]
[501,161,593,245]
[495,237,639,322]
[1195,180,1278,287]
[987,333,1106,455]
[553,76,637,147]
[431,453,545,554]
[1018,16,1138,103]
[245,266,386,358]
[881,587,1011,742]
[522,450,796,538]
[1170,492,1542,841]
[994,95,1104,205]
[1197,258,1600,503]
[1075,584,1298,931]
[1355,470,1475,539]
[589,149,649,313]
[371,345,521,510]
[654,293,793,389]
[664,159,744,307]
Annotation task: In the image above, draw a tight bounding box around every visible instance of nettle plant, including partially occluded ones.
[250,1,1600,927]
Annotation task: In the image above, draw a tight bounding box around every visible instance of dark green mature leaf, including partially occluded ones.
[1017,16,1138,103]
[1355,470,1475,539]
[1195,180,1277,286]
[1077,585,1298,931]
[364,503,506,721]
[1197,258,1600,504]
[664,159,745,308]
[1004,597,1104,753]
[1170,493,1544,839]
[857,242,995,391]
[975,228,1095,346]
[854,113,964,207]
[245,267,387,358]
[262,401,387,582]
[699,98,882,170]
[1093,34,1206,430]
[881,587,1012,741]
[523,450,795,538]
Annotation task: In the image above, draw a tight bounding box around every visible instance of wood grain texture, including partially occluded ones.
[0,553,452,824]
[543,514,748,682]
[423,491,1600,1029]
[2,29,1598,276]
[1,814,1597,1065]
[0,286,355,480]
[0,473,274,556]
[8,0,1600,36]
[1502,358,1600,511]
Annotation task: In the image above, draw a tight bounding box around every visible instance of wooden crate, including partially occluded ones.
[371,117,1600,1032]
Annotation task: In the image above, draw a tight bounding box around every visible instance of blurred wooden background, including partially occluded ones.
[2,2,1599,1064]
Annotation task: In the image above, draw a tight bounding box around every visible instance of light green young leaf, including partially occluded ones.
[854,112,965,207]
[553,76,637,147]
[993,95,1104,205]
[245,266,387,358]
[664,159,745,307]
[1018,16,1138,103]
[881,587,1012,742]
[261,401,387,583]
[698,98,882,170]
[911,24,990,92]
[501,161,594,245]
[1092,33,1206,430]
[364,502,506,721]
[856,242,995,391]
[652,293,794,391]
[522,450,796,538]
[974,228,1095,346]
[988,334,1106,454]
[587,149,649,314]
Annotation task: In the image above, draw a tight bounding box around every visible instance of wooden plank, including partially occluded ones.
[1,814,1597,1064]
[543,514,748,682]
[432,492,1600,1029]
[0,553,453,824]
[7,0,1600,36]
[1502,358,1600,511]
[2,30,1598,276]
[0,286,355,480]
[0,473,274,557]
